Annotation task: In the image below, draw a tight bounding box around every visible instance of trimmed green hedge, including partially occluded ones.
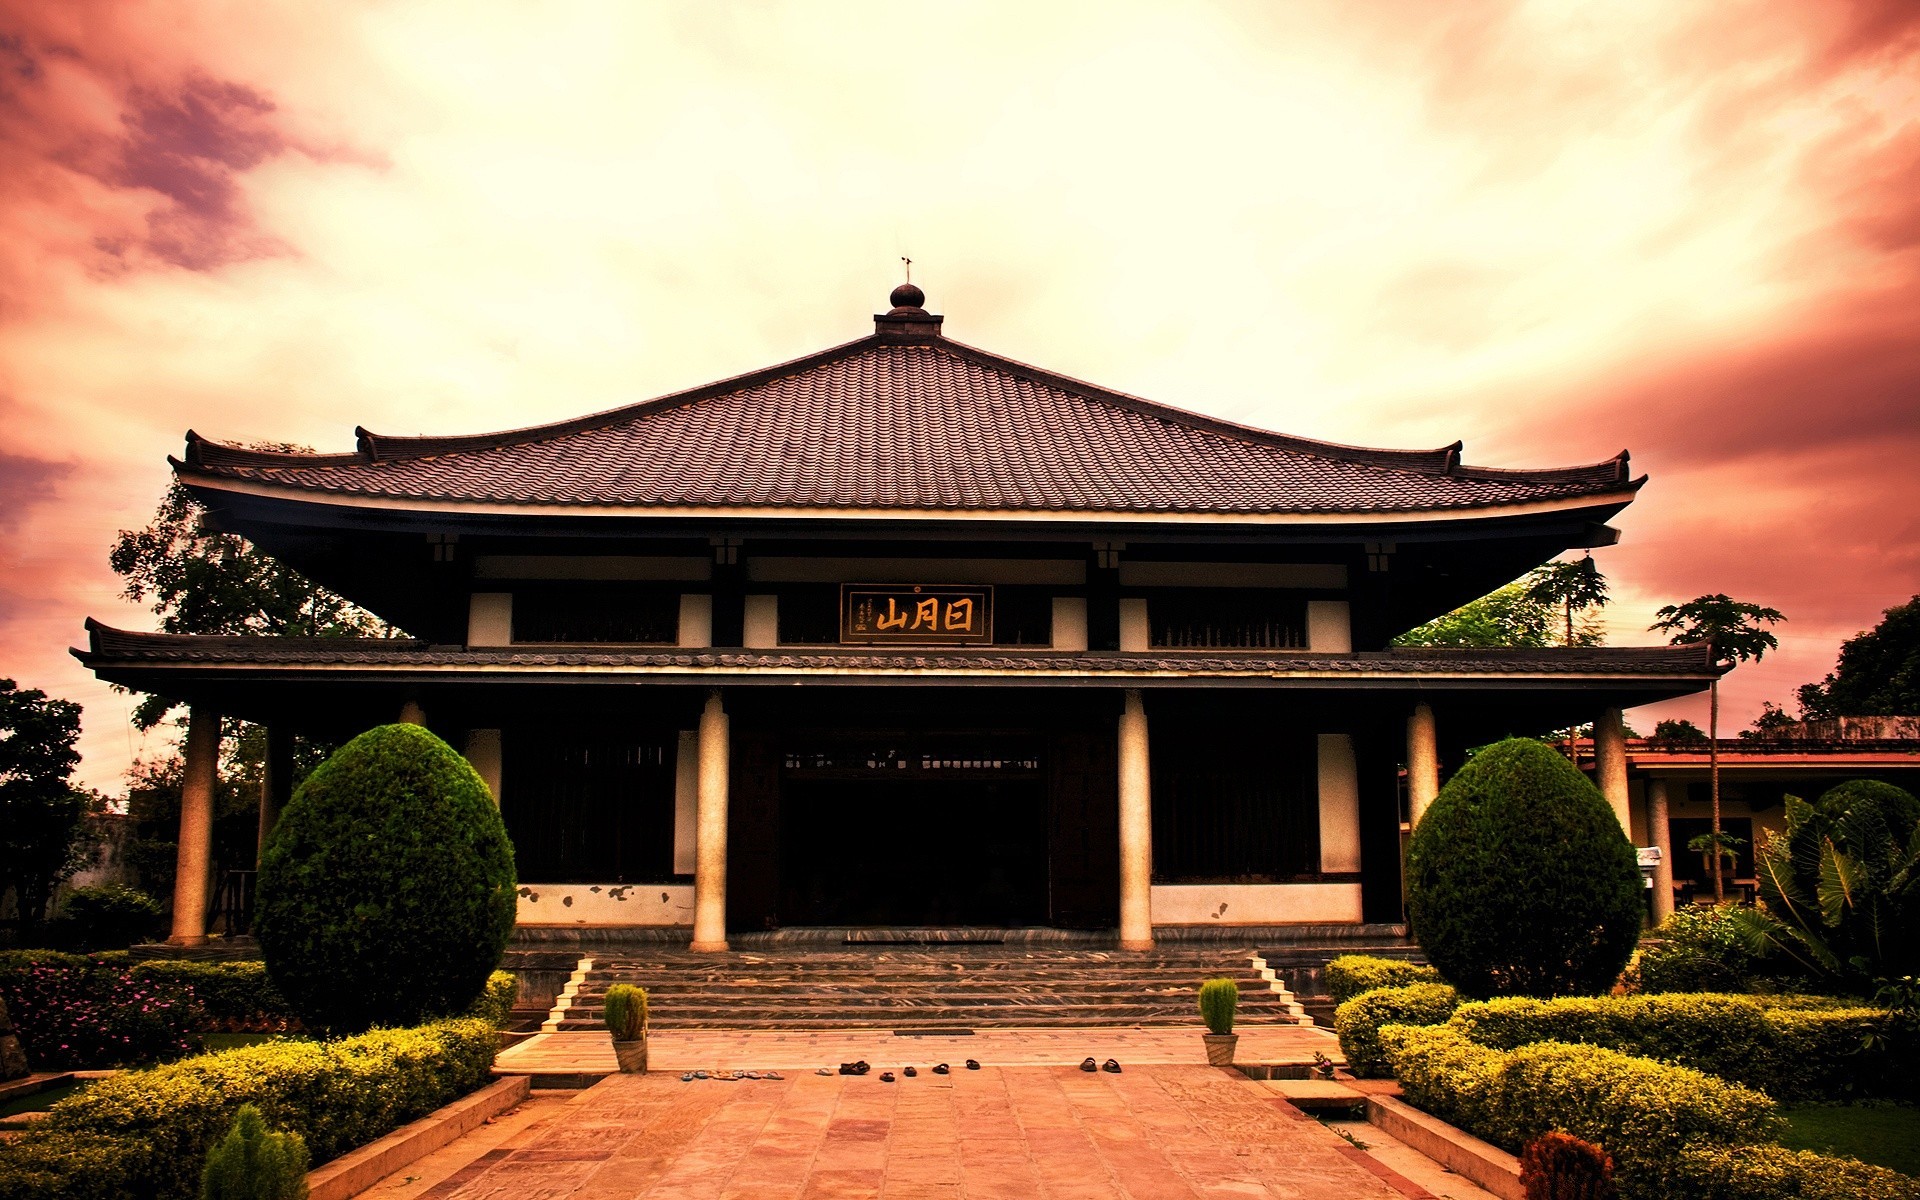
[1680,1143,1920,1200]
[0,1017,497,1200]
[466,969,518,1029]
[1333,982,1460,1077]
[1324,954,1442,1004]
[1445,993,1901,1101]
[1381,1024,1780,1198]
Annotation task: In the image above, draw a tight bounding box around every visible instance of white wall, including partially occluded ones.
[1051,597,1088,651]
[468,593,512,647]
[1306,600,1351,652]
[743,594,778,648]
[678,594,713,648]
[517,883,694,926]
[1150,883,1364,925]
[1118,598,1150,651]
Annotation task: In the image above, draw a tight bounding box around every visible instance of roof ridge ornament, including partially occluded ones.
[876,271,942,341]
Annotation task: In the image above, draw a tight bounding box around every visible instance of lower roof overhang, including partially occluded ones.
[77,620,1720,706]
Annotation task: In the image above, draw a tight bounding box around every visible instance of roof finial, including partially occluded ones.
[902,255,912,284]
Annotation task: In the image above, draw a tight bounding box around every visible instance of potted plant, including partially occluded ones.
[1198,977,1238,1066]
[605,983,649,1073]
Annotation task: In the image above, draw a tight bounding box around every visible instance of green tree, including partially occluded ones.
[1796,596,1920,720]
[1650,594,1786,902]
[0,680,101,938]
[109,478,386,728]
[1395,579,1557,648]
[1397,564,1608,649]
[1727,780,1920,993]
[1525,554,1611,648]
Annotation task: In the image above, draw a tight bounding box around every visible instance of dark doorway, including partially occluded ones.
[779,741,1049,926]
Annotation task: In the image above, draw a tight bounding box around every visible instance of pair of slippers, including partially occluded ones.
[1079,1058,1123,1074]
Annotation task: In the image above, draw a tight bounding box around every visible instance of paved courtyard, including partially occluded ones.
[394,1064,1422,1200]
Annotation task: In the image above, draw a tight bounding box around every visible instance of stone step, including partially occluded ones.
[555,1007,1304,1029]
[565,994,1300,1015]
[571,974,1274,992]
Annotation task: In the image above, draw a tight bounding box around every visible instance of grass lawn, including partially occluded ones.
[1780,1103,1920,1177]
[0,1078,89,1118]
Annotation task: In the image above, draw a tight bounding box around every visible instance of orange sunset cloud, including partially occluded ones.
[0,0,1916,788]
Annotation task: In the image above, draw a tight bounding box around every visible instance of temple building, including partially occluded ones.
[77,286,1719,949]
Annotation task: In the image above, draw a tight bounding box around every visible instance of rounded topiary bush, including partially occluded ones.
[1406,738,1642,1000]
[254,724,515,1034]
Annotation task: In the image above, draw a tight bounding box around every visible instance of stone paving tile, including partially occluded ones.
[495,1024,1341,1078]
[404,1065,1415,1200]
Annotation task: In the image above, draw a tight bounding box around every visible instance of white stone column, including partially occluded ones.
[1117,689,1154,950]
[257,724,293,861]
[1595,707,1631,834]
[1647,777,1676,923]
[169,705,221,946]
[1407,702,1439,827]
[691,690,731,952]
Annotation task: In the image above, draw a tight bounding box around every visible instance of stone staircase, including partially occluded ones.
[541,946,1313,1031]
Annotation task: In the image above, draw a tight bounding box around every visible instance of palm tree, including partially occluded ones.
[1650,595,1786,901]
[1526,554,1611,648]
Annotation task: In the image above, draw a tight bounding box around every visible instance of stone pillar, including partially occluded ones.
[1117,689,1154,950]
[1406,702,1439,827]
[1647,777,1676,923]
[257,725,294,862]
[1595,707,1631,834]
[397,699,426,726]
[169,705,221,946]
[463,729,503,805]
[691,690,730,952]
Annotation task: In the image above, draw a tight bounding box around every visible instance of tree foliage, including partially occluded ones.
[0,680,101,936]
[1650,595,1785,666]
[254,725,516,1034]
[1406,738,1644,999]
[1525,555,1611,650]
[1397,562,1608,648]
[1726,780,1920,994]
[109,480,385,728]
[1796,596,1920,719]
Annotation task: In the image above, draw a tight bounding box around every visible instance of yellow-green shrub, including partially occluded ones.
[1333,982,1460,1077]
[1679,1143,1920,1200]
[1445,993,1901,1100]
[0,1132,143,1200]
[2,1017,496,1200]
[1325,954,1442,1004]
[1381,1025,1779,1199]
[464,970,518,1029]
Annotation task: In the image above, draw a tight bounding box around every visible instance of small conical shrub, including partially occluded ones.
[201,1104,309,1200]
[1520,1132,1616,1200]
[1198,978,1238,1035]
[604,984,649,1041]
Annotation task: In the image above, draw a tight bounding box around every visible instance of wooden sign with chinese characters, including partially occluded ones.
[841,585,993,645]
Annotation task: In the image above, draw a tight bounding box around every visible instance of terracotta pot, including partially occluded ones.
[613,1037,649,1074]
[1201,1033,1238,1067]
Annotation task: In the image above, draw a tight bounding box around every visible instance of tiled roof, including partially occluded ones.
[76,622,1717,680]
[176,315,1640,517]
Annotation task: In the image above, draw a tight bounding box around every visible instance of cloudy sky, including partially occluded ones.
[1,1,1916,790]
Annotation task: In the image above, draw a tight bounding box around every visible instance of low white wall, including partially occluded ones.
[516,883,694,926]
[1150,882,1363,925]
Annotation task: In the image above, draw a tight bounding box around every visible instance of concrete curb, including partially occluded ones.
[1366,1094,1523,1200]
[306,1075,530,1200]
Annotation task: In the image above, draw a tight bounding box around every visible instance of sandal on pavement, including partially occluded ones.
[965,1059,981,1070]
[1102,1059,1122,1074]
[1080,1057,1098,1072]
[879,1071,895,1083]
[932,1063,950,1075]
[903,1066,917,1078]
[765,1071,784,1080]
